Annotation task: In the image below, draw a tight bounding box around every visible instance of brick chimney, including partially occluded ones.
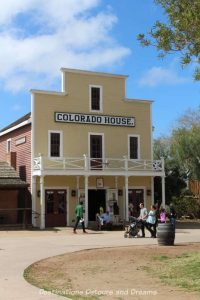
[6,152,17,170]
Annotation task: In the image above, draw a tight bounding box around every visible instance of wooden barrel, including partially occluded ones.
[157,223,175,246]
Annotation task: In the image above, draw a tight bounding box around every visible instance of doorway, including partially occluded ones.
[88,189,106,221]
[45,190,67,227]
[128,189,144,217]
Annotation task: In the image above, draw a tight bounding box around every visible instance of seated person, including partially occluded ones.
[96,213,103,230]
[101,211,111,224]
[96,213,104,225]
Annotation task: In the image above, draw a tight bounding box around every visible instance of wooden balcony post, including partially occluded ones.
[32,176,37,227]
[39,153,44,172]
[161,157,165,172]
[161,175,166,208]
[123,156,128,171]
[125,176,129,221]
[84,176,88,227]
[83,154,88,171]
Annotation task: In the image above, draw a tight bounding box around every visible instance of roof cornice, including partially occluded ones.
[0,119,31,137]
[60,68,128,79]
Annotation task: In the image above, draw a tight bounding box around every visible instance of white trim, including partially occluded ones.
[30,89,67,96]
[125,98,153,104]
[60,68,128,79]
[89,85,103,113]
[31,176,37,227]
[33,169,165,178]
[0,119,31,137]
[150,102,153,160]
[128,134,140,159]
[6,138,11,153]
[61,70,66,93]
[88,132,105,161]
[48,130,63,159]
[151,177,154,205]
[31,93,35,220]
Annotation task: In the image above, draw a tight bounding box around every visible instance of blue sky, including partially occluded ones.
[0,0,199,137]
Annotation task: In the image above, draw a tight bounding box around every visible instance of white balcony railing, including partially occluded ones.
[33,155,164,175]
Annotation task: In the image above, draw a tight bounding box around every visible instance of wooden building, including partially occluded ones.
[0,69,165,229]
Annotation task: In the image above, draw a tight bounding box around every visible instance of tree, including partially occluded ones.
[154,106,200,205]
[137,0,200,80]
[153,137,187,205]
[170,107,200,179]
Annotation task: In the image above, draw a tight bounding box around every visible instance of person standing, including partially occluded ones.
[138,203,148,237]
[169,204,177,230]
[145,205,157,238]
[160,207,166,223]
[99,205,104,216]
[73,201,87,233]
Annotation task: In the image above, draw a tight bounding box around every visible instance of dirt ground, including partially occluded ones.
[27,242,200,300]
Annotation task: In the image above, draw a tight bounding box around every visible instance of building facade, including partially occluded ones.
[0,114,32,226]
[0,113,31,187]
[31,69,165,229]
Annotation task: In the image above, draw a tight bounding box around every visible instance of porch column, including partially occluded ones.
[84,176,88,227]
[115,176,118,189]
[40,176,45,229]
[76,176,80,189]
[125,176,129,221]
[32,176,37,227]
[151,177,154,205]
[161,175,166,208]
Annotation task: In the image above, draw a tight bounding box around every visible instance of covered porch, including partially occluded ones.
[32,155,165,229]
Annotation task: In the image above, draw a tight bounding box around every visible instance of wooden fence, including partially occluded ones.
[189,180,200,196]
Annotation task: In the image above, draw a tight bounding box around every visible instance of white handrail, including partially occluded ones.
[33,156,164,173]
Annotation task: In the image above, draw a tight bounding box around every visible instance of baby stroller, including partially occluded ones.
[124,217,142,238]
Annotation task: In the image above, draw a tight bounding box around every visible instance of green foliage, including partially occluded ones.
[138,0,200,80]
[153,136,187,205]
[170,107,200,179]
[171,195,200,218]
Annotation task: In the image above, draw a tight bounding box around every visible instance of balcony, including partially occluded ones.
[33,155,165,177]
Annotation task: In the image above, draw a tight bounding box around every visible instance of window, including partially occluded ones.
[6,139,11,153]
[89,133,104,169]
[128,135,140,159]
[89,85,102,112]
[48,131,63,158]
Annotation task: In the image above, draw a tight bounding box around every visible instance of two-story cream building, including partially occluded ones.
[31,68,165,229]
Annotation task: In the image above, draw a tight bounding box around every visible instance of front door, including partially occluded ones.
[128,189,144,217]
[45,190,67,227]
[88,189,106,221]
[90,135,103,169]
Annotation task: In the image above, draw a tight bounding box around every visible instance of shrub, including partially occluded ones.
[170,196,200,219]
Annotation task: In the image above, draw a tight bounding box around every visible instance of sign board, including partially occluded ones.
[55,112,135,127]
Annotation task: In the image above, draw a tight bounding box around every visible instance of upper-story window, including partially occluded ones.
[128,135,140,159]
[48,131,63,158]
[6,139,11,153]
[89,85,103,112]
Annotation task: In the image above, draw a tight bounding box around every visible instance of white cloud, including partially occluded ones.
[138,66,189,87]
[12,103,23,111]
[0,0,131,92]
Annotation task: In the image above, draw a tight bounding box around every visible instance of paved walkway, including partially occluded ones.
[0,223,200,300]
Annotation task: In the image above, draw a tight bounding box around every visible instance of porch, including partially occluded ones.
[32,155,165,229]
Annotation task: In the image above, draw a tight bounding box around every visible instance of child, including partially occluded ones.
[160,208,166,223]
